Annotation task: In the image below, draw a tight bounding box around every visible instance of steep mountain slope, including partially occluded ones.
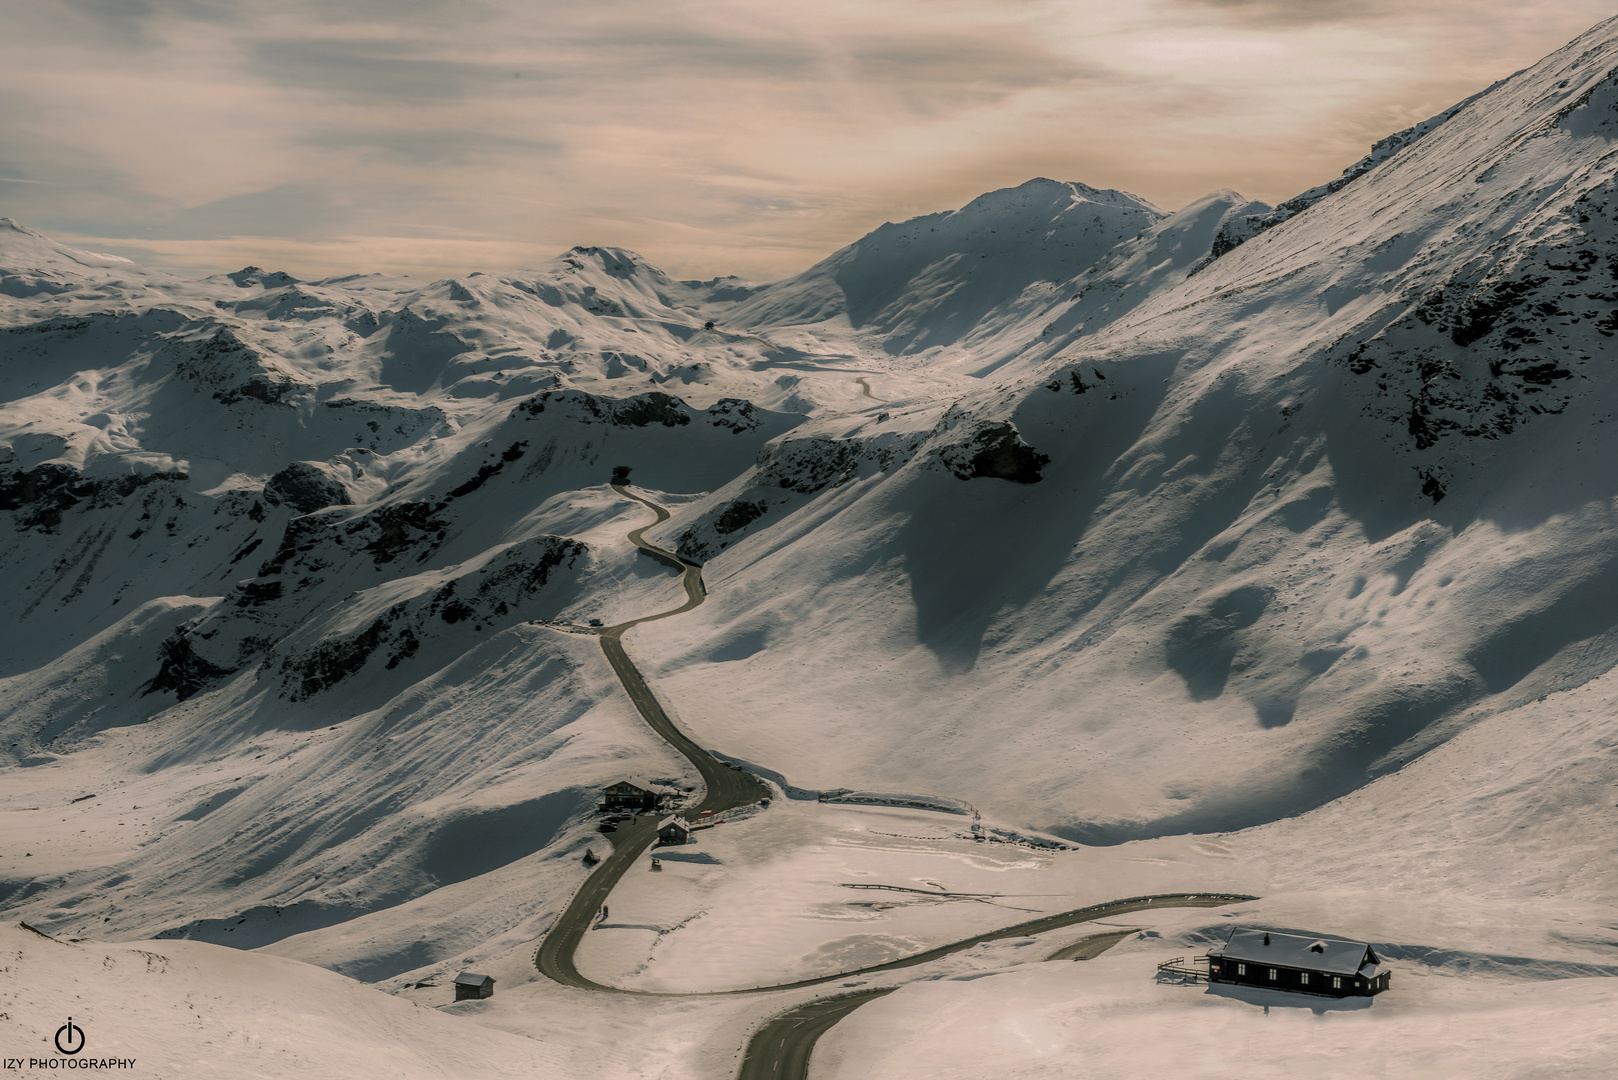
[726,179,1168,361]
[630,12,1618,843]
[4,20,1618,1039]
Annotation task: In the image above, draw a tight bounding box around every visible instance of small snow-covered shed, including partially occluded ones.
[454,971,496,1000]
[1207,929,1389,997]
[657,816,691,844]
[604,777,663,811]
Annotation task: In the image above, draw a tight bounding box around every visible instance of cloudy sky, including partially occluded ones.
[2,0,1615,282]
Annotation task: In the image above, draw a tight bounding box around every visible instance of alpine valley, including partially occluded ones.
[6,16,1618,1080]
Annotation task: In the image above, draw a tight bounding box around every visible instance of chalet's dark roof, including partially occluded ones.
[1209,929,1379,977]
[453,971,495,987]
[607,777,658,793]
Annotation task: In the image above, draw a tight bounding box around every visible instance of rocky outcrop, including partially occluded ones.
[0,464,186,532]
[515,389,691,428]
[225,266,299,289]
[933,420,1048,484]
[144,629,235,701]
[170,325,311,407]
[273,535,586,699]
[262,463,353,516]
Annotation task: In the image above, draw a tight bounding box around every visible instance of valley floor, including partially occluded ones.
[8,488,1618,1079]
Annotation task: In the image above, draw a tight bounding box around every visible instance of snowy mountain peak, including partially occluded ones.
[952,176,1163,219]
[727,177,1166,352]
[0,216,137,273]
[222,265,301,290]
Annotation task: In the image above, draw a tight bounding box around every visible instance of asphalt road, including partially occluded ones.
[738,913,1156,1080]
[534,485,768,992]
[737,988,899,1080]
[710,891,1256,995]
[529,485,1258,1080]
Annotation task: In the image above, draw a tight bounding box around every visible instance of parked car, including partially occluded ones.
[597,823,617,833]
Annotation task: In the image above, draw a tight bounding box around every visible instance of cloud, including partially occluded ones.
[247,38,528,102]
[300,128,565,167]
[560,27,823,77]
[4,0,1618,282]
[847,35,1094,87]
[1169,0,1393,28]
[40,0,242,54]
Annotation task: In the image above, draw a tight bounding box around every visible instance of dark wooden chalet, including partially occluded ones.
[657,815,691,844]
[1208,929,1389,998]
[603,777,663,811]
[453,971,496,1000]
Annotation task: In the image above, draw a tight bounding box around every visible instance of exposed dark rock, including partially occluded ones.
[228,537,264,565]
[944,423,1049,484]
[216,374,304,407]
[257,515,331,578]
[385,628,421,669]
[226,266,299,289]
[171,326,311,408]
[145,631,234,701]
[1419,470,1448,504]
[281,614,395,700]
[714,500,767,535]
[233,580,284,607]
[273,536,586,697]
[767,439,863,493]
[0,465,185,532]
[357,502,446,565]
[706,398,762,434]
[516,389,692,428]
[445,442,526,500]
[263,463,352,516]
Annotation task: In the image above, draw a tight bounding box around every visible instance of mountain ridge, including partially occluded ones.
[3,19,1618,1032]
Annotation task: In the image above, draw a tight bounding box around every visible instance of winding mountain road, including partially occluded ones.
[534,484,767,992]
[531,484,1255,1076]
[736,927,1145,1080]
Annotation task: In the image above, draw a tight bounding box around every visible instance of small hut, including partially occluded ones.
[657,816,691,845]
[1207,929,1389,997]
[454,972,496,1001]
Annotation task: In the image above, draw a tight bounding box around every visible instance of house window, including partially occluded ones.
[1268,969,1277,981]
[1333,977,1341,989]
[1301,973,1309,986]
[1237,964,1246,975]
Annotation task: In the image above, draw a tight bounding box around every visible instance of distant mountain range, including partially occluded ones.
[6,13,1618,992]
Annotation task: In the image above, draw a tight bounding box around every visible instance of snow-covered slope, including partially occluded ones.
[5,15,1618,1079]
[727,179,1166,359]
[0,922,568,1078]
[629,12,1618,842]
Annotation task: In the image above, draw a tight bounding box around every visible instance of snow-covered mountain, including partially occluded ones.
[6,15,1618,1078]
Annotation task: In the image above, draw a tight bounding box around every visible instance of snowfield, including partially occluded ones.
[7,13,1618,1080]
